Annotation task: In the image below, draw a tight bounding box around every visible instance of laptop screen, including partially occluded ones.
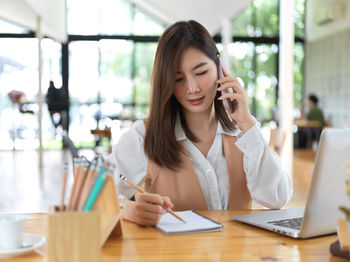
[302,128,350,236]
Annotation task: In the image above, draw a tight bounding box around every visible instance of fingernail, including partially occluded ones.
[218,96,224,100]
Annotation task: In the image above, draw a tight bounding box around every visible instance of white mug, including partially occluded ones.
[0,215,27,250]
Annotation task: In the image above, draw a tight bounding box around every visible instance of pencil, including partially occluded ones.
[119,174,186,223]
[83,162,111,211]
[77,159,98,210]
[60,163,68,211]
[72,157,80,178]
[72,159,90,210]
[68,157,84,211]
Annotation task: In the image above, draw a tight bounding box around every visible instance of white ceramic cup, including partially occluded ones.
[0,215,27,250]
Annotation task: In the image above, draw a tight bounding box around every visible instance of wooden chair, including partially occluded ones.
[90,128,111,140]
[91,127,112,153]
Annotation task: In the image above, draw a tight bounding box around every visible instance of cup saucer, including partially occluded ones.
[0,233,46,258]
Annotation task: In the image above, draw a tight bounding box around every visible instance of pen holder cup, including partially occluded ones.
[47,209,101,262]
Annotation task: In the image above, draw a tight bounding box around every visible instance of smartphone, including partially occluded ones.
[218,59,236,114]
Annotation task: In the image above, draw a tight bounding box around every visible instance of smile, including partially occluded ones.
[188,96,204,106]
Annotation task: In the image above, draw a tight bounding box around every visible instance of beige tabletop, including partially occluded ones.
[2,210,341,262]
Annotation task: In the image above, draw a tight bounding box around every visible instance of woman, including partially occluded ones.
[109,20,293,226]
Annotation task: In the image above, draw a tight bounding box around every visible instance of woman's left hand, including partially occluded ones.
[216,67,256,133]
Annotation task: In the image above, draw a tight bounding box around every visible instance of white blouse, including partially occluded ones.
[108,119,293,210]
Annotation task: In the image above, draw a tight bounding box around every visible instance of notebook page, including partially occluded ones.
[156,210,222,235]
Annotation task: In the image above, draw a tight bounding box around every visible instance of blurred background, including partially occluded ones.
[0,0,308,151]
[1,0,349,152]
[1,0,349,212]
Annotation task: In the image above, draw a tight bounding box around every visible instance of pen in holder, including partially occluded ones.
[47,158,124,262]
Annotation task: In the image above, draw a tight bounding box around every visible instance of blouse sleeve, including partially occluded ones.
[107,120,148,200]
[235,124,293,209]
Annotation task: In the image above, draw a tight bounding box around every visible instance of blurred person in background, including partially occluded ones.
[306,94,325,129]
[46,80,69,133]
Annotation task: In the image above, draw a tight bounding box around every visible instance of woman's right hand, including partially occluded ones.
[121,193,174,226]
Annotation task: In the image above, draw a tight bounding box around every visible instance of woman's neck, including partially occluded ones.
[182,104,217,137]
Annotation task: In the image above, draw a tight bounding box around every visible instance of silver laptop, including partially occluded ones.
[232,128,350,238]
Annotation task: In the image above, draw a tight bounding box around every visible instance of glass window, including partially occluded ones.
[231,5,254,36]
[227,42,255,100]
[69,41,100,146]
[225,42,256,115]
[133,8,165,36]
[231,0,305,122]
[67,1,165,147]
[0,39,38,100]
[69,40,135,146]
[228,42,278,122]
[0,39,38,150]
[294,0,305,38]
[69,41,100,104]
[0,38,61,150]
[255,44,278,122]
[42,39,62,91]
[255,0,279,37]
[41,39,63,149]
[67,0,164,36]
[232,0,279,37]
[294,42,304,113]
[99,40,134,105]
[134,42,157,118]
[70,40,134,105]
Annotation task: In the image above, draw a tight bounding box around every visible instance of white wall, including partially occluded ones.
[305,28,350,128]
[306,0,350,42]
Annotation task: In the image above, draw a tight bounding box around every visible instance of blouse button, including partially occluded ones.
[206,168,212,174]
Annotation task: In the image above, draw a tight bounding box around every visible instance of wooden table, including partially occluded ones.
[294,119,321,128]
[2,210,342,262]
[293,119,322,148]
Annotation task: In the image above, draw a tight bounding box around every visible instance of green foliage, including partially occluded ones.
[134,43,157,105]
[99,40,133,78]
[232,4,254,36]
[97,0,306,123]
[232,0,279,37]
[231,0,305,122]
[101,52,131,78]
[255,0,279,36]
[295,0,306,37]
[294,43,304,110]
[255,44,278,121]
[43,139,63,150]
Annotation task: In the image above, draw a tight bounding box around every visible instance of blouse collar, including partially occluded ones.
[174,115,240,142]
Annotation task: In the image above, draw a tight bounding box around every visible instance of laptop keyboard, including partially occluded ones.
[267,217,303,230]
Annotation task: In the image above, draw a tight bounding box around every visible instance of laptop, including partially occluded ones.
[232,128,350,238]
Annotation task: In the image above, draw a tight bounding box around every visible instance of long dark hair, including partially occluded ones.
[144,20,236,170]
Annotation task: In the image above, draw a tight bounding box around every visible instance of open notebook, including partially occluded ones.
[156,210,222,235]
